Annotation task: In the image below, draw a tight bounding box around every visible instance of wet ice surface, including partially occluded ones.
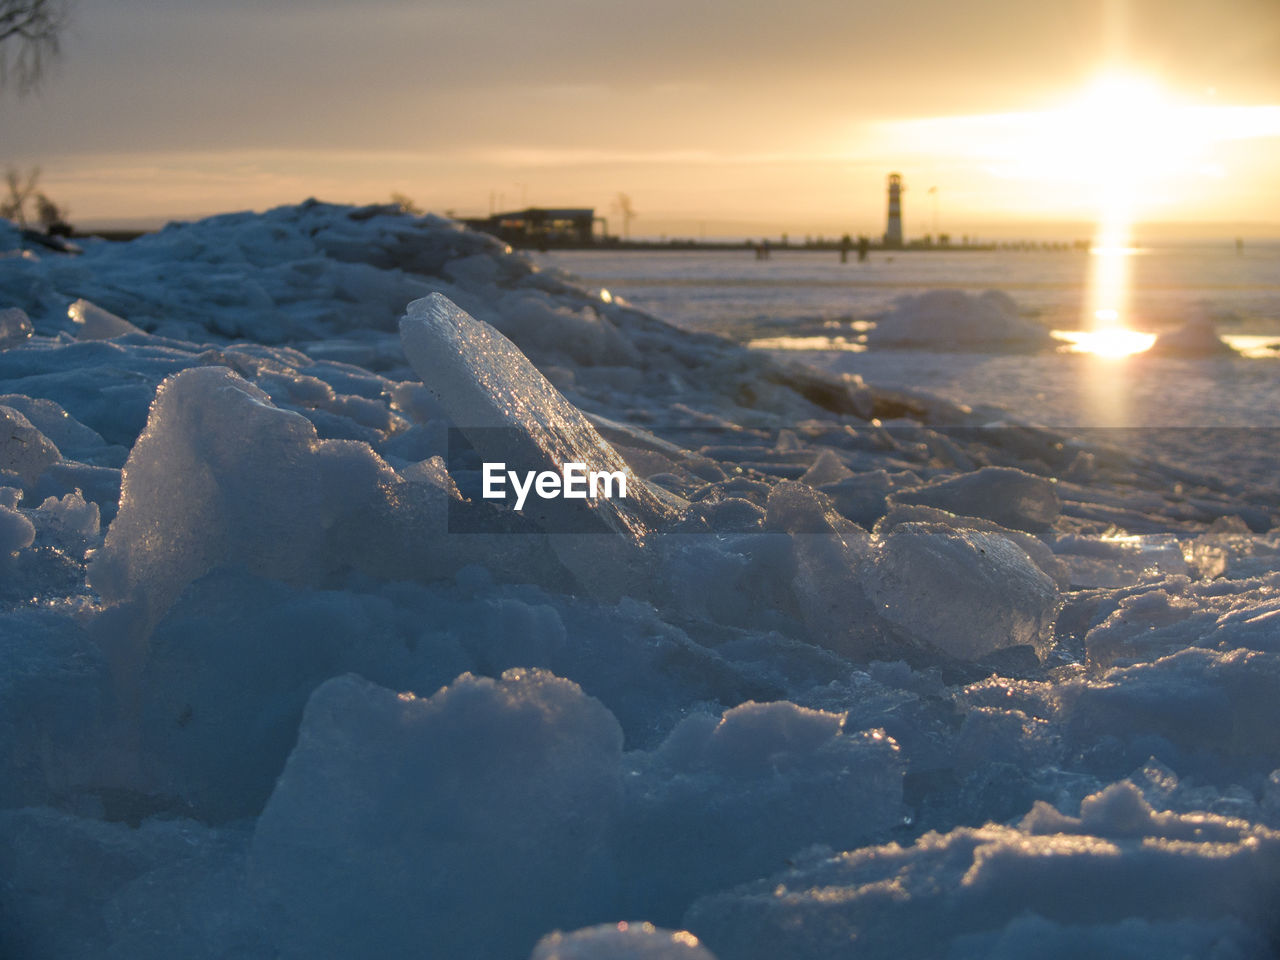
[1,204,1279,959]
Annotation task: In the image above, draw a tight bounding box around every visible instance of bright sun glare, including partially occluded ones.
[1057,327,1157,358]
[885,69,1280,219]
[983,71,1280,200]
[1009,74,1185,186]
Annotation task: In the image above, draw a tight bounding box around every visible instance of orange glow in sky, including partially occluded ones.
[877,72,1280,224]
[2,1,1278,235]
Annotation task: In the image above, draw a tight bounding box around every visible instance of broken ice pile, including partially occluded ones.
[1,203,1280,960]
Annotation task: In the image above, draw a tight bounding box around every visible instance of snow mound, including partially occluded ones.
[621,700,904,922]
[493,290,640,367]
[1146,316,1237,357]
[686,781,1280,960]
[250,669,623,960]
[867,289,1053,349]
[1063,647,1280,780]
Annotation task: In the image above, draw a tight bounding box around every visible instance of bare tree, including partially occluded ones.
[1,164,39,226]
[390,191,422,216]
[0,0,71,92]
[35,189,69,233]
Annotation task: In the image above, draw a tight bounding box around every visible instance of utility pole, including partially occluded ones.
[614,193,636,241]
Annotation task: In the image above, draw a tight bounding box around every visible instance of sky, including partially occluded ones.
[2,0,1279,238]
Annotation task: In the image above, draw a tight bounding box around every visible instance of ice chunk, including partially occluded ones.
[531,923,717,960]
[88,366,410,630]
[29,461,122,524]
[877,502,1070,588]
[816,468,894,529]
[0,404,60,486]
[891,466,1060,534]
[621,700,903,923]
[33,489,100,554]
[869,522,1059,660]
[0,395,115,463]
[1063,648,1280,780]
[251,670,623,960]
[68,298,144,339]
[763,481,886,660]
[1052,533,1192,589]
[400,293,674,539]
[0,502,35,554]
[800,448,854,486]
[0,306,33,346]
[1084,588,1204,668]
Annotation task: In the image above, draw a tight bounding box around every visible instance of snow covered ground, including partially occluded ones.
[2,205,1279,959]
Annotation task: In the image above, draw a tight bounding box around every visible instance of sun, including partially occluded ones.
[973,70,1237,219]
[880,70,1280,222]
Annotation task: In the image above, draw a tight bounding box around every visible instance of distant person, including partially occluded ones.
[857,235,869,263]
[840,234,851,263]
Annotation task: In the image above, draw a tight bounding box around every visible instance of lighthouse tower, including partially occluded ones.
[884,173,904,248]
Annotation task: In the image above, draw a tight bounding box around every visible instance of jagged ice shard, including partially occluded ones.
[400,292,678,539]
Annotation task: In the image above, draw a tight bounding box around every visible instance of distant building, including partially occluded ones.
[463,208,599,247]
[884,174,904,249]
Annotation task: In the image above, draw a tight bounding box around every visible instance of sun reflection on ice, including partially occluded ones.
[1079,170,1142,421]
[1056,326,1156,357]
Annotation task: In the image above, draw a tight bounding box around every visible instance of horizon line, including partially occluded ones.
[69,206,1280,244]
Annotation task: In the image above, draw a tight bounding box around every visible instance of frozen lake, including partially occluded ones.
[538,245,1280,428]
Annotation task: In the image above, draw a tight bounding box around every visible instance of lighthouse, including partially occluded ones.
[884,173,904,249]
